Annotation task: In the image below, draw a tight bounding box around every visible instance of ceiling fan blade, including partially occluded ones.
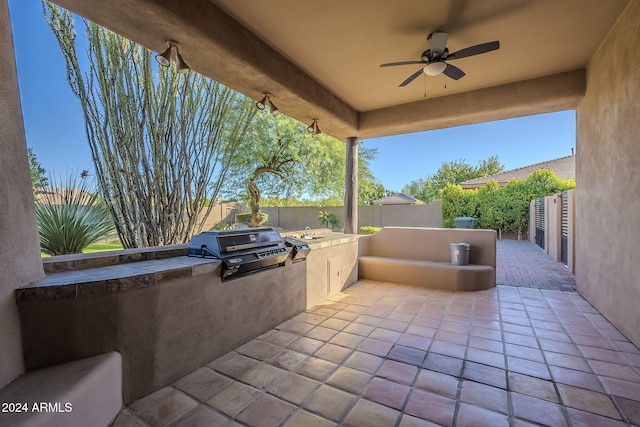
[429,32,448,55]
[448,41,500,60]
[380,61,424,67]
[399,68,425,87]
[443,63,465,80]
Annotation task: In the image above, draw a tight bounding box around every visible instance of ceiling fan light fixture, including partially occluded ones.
[423,61,447,76]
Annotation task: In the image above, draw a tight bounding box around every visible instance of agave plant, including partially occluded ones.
[36,174,115,255]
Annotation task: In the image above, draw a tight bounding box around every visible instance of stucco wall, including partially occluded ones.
[0,0,45,388]
[576,1,640,346]
[261,202,443,231]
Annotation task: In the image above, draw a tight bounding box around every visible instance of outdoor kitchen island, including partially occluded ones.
[15,232,358,403]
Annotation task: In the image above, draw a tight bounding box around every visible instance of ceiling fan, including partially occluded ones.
[380,32,500,87]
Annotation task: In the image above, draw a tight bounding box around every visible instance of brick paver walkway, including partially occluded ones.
[497,240,576,292]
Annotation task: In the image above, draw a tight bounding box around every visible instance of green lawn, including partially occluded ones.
[83,242,124,253]
[41,242,124,257]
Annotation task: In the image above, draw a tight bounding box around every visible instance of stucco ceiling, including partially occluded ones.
[49,0,630,140]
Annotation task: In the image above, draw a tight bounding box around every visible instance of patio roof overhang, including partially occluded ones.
[48,0,629,141]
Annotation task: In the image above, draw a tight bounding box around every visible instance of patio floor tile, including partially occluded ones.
[172,405,233,427]
[172,367,233,402]
[128,387,198,427]
[342,351,384,374]
[313,343,352,364]
[267,372,320,405]
[456,403,509,427]
[376,359,418,385]
[281,410,335,427]
[557,383,621,419]
[511,392,568,426]
[414,369,459,399]
[303,385,357,422]
[294,357,337,381]
[119,240,640,426]
[460,380,508,414]
[363,377,410,410]
[241,363,287,390]
[343,398,401,427]
[326,366,372,395]
[213,353,260,380]
[405,389,456,426]
[267,349,308,371]
[236,394,295,427]
[206,382,261,417]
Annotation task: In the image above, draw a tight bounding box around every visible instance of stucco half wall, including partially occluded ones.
[576,1,640,346]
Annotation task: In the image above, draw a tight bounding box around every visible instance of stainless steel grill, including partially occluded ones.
[187,228,289,279]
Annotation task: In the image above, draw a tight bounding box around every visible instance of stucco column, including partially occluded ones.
[344,136,358,234]
[0,0,46,387]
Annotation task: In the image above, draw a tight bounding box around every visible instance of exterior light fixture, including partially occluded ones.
[174,49,190,73]
[155,41,190,73]
[156,44,173,67]
[423,61,447,76]
[307,119,321,135]
[256,93,278,113]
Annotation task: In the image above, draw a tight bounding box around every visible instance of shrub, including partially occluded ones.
[211,222,233,230]
[318,210,341,230]
[359,226,381,235]
[36,175,115,255]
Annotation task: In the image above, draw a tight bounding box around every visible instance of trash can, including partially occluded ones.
[454,217,477,228]
[450,243,470,265]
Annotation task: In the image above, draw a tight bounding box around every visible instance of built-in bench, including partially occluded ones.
[0,352,122,427]
[358,227,496,291]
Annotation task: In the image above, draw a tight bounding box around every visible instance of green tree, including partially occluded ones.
[223,112,384,211]
[476,180,502,230]
[440,168,576,238]
[45,4,257,247]
[28,147,48,194]
[403,155,504,203]
[440,183,478,228]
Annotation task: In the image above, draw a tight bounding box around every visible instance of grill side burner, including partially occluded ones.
[187,228,289,279]
[284,237,311,261]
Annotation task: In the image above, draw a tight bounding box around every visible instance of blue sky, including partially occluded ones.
[9,0,576,193]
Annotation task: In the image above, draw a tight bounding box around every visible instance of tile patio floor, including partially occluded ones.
[112,243,640,427]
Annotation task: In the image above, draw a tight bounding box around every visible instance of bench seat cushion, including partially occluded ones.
[359,256,495,291]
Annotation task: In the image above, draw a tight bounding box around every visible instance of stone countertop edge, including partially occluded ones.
[16,257,221,305]
[17,235,357,305]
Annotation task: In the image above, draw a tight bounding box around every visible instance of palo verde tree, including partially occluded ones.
[224,112,344,226]
[45,3,257,247]
[223,112,383,223]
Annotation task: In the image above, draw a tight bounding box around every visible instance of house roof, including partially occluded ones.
[373,193,420,205]
[460,154,575,189]
[49,0,630,141]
